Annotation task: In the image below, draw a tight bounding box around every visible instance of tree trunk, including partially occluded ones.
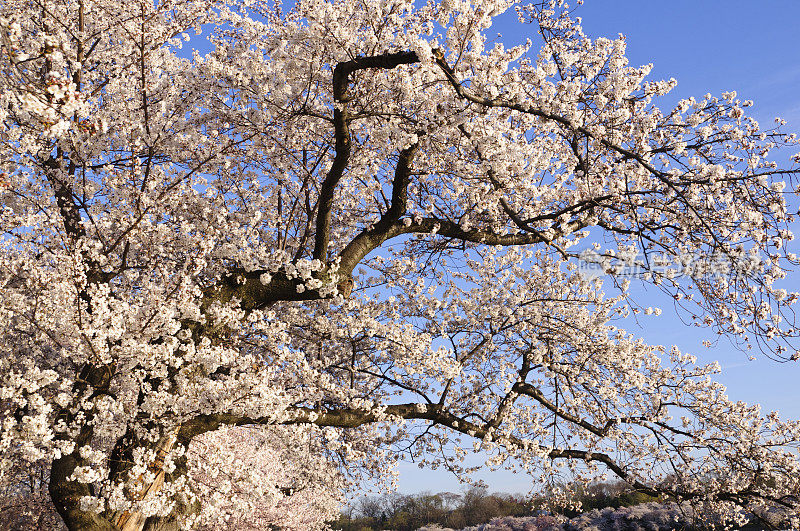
[50,453,118,531]
[51,429,196,531]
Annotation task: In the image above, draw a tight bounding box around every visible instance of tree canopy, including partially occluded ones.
[1,0,800,529]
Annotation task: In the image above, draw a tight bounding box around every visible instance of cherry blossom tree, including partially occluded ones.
[187,425,343,530]
[2,0,800,529]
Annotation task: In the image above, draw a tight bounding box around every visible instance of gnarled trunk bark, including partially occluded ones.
[51,429,196,531]
[50,453,118,531]
[109,429,178,531]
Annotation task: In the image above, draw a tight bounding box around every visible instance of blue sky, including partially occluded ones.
[391,0,800,495]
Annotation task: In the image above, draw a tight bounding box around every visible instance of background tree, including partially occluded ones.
[1,0,800,529]
[335,488,529,531]
[0,456,66,530]
[187,425,343,530]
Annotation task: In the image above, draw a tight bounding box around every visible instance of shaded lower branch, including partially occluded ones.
[178,403,657,495]
[177,401,796,511]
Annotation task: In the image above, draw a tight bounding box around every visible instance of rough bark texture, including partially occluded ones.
[50,455,118,531]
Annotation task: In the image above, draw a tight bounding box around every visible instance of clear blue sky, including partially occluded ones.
[391,0,800,495]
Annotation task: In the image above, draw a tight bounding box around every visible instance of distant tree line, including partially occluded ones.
[333,487,528,531]
[553,480,658,517]
[332,482,659,531]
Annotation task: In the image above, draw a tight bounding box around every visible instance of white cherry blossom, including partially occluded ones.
[1,0,800,529]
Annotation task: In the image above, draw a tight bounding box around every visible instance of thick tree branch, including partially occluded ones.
[382,142,420,226]
[44,156,86,242]
[43,154,123,530]
[179,401,792,508]
[312,104,350,260]
[339,216,549,273]
[313,51,420,261]
[177,404,663,498]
